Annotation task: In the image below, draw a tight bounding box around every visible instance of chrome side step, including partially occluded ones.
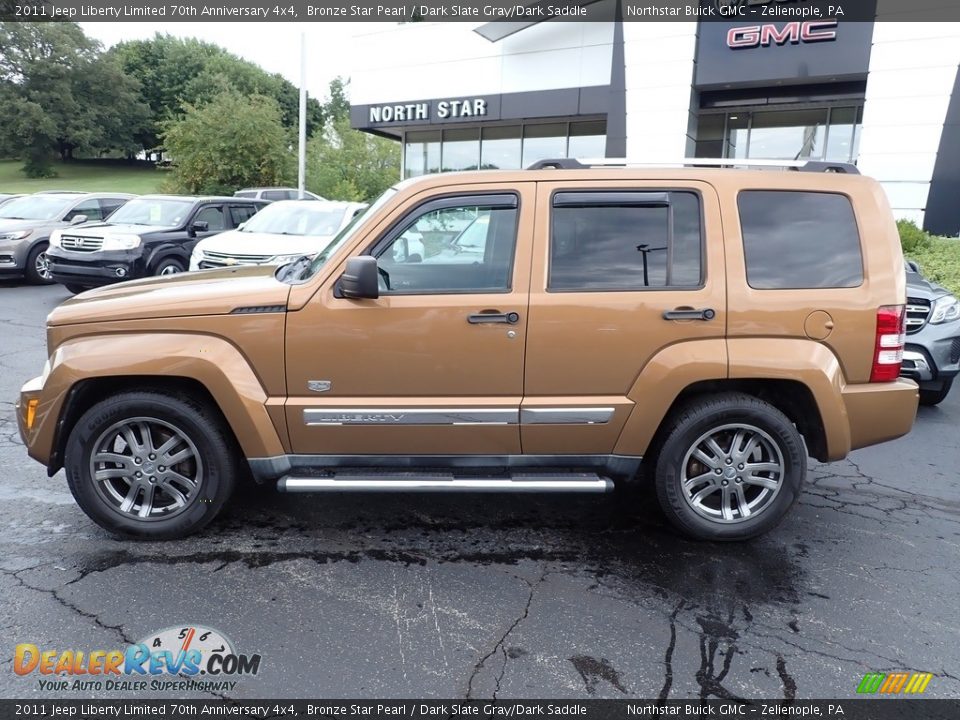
[277,473,613,493]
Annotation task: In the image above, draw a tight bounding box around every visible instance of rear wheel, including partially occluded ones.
[25,243,54,285]
[653,393,805,541]
[64,391,238,539]
[919,378,953,406]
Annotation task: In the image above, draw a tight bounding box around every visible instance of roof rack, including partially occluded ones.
[527,158,860,175]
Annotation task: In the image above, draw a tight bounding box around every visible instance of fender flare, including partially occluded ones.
[40,333,286,466]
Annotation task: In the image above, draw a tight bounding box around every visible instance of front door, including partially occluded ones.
[284,183,536,456]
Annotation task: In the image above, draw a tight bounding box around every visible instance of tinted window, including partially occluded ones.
[230,204,258,226]
[375,200,518,294]
[739,191,863,289]
[65,199,103,222]
[549,191,702,291]
[99,198,127,218]
[194,205,226,232]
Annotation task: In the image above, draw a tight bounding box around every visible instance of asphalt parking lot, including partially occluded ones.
[1,282,958,701]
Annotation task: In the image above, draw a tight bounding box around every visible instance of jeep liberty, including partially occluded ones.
[16,159,919,541]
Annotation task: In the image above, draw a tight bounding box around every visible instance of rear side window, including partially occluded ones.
[262,190,288,201]
[548,191,702,291]
[230,204,258,226]
[739,191,863,289]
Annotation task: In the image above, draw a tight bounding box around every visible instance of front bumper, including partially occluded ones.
[0,241,28,275]
[901,321,960,387]
[16,375,47,464]
[47,247,148,287]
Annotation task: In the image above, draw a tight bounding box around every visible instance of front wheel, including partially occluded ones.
[64,391,238,539]
[653,393,806,541]
[25,243,55,285]
[154,257,185,277]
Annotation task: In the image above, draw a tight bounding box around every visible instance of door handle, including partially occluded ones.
[663,307,716,321]
[468,311,520,325]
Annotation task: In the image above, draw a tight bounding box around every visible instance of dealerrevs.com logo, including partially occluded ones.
[13,625,262,693]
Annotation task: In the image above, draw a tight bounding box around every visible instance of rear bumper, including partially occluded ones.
[842,379,918,454]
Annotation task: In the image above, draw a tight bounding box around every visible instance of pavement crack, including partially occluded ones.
[657,599,685,701]
[465,568,544,699]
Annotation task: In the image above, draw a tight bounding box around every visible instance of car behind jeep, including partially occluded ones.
[46,195,267,293]
[17,160,918,542]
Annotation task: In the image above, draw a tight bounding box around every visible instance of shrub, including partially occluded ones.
[897,219,931,254]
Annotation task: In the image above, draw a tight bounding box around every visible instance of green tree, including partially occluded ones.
[112,34,323,153]
[0,22,148,176]
[306,79,399,201]
[162,90,295,195]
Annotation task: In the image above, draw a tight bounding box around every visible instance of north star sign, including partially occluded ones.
[368,98,488,124]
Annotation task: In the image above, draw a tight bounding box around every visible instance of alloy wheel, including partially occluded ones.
[680,423,785,524]
[89,417,203,521]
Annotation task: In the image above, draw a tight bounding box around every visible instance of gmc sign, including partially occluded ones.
[727,20,839,49]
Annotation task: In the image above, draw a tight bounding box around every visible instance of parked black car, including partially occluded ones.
[902,260,960,406]
[46,195,267,293]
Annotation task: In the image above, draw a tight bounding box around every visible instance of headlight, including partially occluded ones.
[930,294,960,324]
[49,230,62,248]
[271,253,311,264]
[0,230,30,242]
[100,234,141,251]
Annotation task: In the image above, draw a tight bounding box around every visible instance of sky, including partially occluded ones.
[81,22,394,102]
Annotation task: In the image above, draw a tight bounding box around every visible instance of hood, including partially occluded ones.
[48,265,291,326]
[0,218,56,234]
[906,269,951,300]
[196,229,333,258]
[62,222,173,236]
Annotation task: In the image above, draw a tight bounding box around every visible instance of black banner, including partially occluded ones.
[1,700,958,720]
[1,0,959,23]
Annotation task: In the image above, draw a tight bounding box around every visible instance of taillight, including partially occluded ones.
[871,305,906,382]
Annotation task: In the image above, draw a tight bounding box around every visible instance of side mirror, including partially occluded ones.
[68,214,88,226]
[237,222,246,231]
[190,220,210,236]
[906,260,921,274]
[341,256,379,299]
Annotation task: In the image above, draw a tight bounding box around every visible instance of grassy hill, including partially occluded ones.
[0,160,167,195]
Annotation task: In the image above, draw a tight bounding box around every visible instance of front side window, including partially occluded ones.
[374,198,518,294]
[230,204,259,226]
[65,199,103,222]
[194,205,226,232]
[739,191,863,289]
[548,191,703,291]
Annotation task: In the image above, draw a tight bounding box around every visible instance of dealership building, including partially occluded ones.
[349,5,960,235]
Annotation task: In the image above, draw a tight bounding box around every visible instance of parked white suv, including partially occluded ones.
[189,200,367,270]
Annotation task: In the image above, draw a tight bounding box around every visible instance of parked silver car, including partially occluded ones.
[0,192,134,283]
[902,260,960,405]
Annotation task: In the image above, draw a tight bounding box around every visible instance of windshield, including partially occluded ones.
[106,198,194,227]
[241,202,347,236]
[0,195,73,221]
[299,188,398,280]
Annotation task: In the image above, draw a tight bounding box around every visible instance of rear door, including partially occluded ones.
[521,180,726,454]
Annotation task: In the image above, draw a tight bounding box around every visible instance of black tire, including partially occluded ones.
[64,284,92,295]
[153,257,185,277]
[919,378,953,407]
[653,392,806,542]
[64,391,238,539]
[25,242,55,285]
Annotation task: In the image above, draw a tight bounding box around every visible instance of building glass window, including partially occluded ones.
[404,120,607,177]
[442,128,480,172]
[696,106,864,163]
[568,121,606,159]
[522,123,567,168]
[404,131,441,179]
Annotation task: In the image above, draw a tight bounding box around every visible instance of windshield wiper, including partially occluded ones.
[280,255,313,282]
